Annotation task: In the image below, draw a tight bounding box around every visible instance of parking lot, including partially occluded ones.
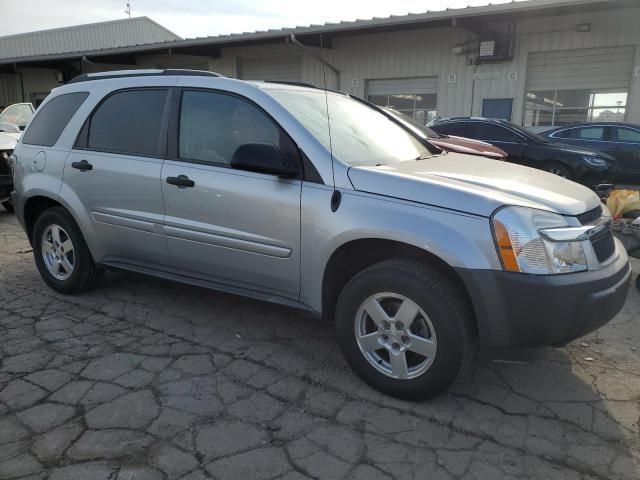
[0,209,638,480]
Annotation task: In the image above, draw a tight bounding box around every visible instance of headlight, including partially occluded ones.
[582,155,607,167]
[492,206,587,274]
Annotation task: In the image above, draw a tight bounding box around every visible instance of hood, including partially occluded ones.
[347,152,600,217]
[0,132,17,151]
[429,136,507,159]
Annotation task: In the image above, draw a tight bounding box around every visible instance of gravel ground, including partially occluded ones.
[0,208,639,480]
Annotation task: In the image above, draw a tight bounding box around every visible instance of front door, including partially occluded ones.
[64,88,170,266]
[161,89,302,298]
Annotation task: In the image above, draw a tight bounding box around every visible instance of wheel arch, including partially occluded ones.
[321,238,478,337]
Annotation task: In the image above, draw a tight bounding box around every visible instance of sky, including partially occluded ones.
[1,0,516,39]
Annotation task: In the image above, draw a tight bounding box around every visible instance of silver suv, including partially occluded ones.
[11,70,631,400]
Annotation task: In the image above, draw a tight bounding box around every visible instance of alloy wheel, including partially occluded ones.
[354,292,437,379]
[41,224,75,281]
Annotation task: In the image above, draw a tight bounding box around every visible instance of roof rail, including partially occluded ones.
[260,80,319,89]
[67,69,223,84]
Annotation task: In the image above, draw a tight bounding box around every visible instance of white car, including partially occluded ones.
[0,103,35,211]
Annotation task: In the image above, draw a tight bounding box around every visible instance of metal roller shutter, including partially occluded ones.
[237,56,302,82]
[526,46,635,91]
[366,77,438,96]
[0,74,22,106]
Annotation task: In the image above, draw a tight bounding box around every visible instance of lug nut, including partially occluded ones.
[382,321,391,330]
[381,334,388,342]
[401,335,410,344]
[392,342,400,350]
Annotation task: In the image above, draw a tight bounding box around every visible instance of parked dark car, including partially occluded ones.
[381,108,507,160]
[541,123,640,181]
[429,117,616,186]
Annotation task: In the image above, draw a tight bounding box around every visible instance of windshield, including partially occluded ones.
[0,104,33,129]
[501,119,548,143]
[265,89,432,166]
[382,108,440,138]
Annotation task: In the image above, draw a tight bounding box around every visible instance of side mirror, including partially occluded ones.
[230,142,296,177]
[0,122,20,134]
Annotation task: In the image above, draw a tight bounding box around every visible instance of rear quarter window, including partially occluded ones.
[22,92,89,147]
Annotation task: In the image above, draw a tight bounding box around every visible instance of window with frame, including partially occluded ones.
[616,127,640,142]
[367,93,438,126]
[524,89,628,127]
[86,89,168,157]
[178,90,283,166]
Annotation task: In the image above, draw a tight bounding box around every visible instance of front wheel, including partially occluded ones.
[1,200,13,213]
[545,163,572,180]
[335,260,473,400]
[32,207,102,294]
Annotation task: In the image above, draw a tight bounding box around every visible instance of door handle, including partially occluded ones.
[166,175,195,188]
[71,160,93,172]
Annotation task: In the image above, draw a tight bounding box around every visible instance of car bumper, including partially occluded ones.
[0,174,12,202]
[456,240,631,348]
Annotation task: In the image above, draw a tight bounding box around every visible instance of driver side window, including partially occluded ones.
[179,90,282,166]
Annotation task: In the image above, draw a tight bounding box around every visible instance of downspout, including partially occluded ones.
[13,64,25,103]
[288,33,340,89]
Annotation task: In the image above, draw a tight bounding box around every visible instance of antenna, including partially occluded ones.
[319,35,341,212]
[124,1,131,18]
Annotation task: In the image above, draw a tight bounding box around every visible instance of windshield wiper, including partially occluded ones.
[415,154,432,160]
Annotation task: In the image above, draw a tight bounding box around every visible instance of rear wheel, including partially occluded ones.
[335,259,473,400]
[32,207,102,294]
[545,163,572,180]
[1,200,13,213]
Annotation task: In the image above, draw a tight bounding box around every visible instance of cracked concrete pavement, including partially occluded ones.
[0,209,639,480]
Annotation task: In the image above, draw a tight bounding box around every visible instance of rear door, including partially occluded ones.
[465,122,526,163]
[161,88,302,298]
[610,126,640,179]
[65,88,171,266]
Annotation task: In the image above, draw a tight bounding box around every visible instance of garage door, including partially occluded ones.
[0,74,21,106]
[237,56,302,82]
[526,46,635,91]
[524,46,635,126]
[366,77,439,125]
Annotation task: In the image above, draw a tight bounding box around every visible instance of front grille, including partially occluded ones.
[577,205,603,225]
[591,229,615,262]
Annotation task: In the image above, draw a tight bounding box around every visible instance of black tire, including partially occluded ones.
[544,162,572,180]
[335,259,473,401]
[32,207,102,294]
[1,200,13,213]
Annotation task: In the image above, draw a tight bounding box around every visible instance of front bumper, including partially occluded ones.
[456,240,631,348]
[0,174,12,202]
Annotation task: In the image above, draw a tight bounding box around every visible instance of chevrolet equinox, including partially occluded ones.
[11,70,631,400]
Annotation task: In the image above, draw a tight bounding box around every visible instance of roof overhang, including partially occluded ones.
[0,0,633,67]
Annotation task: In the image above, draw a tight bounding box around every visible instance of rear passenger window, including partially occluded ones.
[576,127,604,140]
[467,123,522,142]
[22,92,88,147]
[178,90,283,166]
[87,89,168,157]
